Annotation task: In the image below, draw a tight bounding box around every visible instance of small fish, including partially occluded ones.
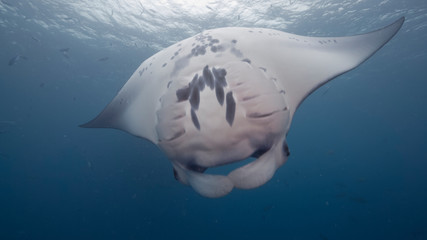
[31,36,40,42]
[59,48,70,58]
[98,57,109,62]
[8,55,27,66]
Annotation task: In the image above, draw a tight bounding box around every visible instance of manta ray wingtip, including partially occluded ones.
[78,114,116,129]
[78,119,99,128]
[78,122,91,128]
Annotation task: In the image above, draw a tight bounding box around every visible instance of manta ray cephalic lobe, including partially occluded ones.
[81,17,404,198]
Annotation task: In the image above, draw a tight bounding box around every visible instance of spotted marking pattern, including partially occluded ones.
[136,29,278,108]
[175,65,236,130]
[171,32,249,77]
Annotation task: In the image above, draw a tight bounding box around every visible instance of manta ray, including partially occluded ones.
[81,17,404,198]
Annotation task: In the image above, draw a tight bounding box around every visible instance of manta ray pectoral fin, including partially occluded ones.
[79,100,126,129]
[173,163,234,198]
[79,78,160,143]
[279,17,404,117]
[228,138,288,189]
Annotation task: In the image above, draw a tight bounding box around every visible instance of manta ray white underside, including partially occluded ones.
[82,17,404,198]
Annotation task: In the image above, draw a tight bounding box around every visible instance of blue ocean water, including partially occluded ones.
[1,0,426,239]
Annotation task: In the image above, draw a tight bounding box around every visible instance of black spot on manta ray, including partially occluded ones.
[176,73,199,103]
[197,75,205,91]
[215,81,225,105]
[176,86,191,102]
[191,108,200,130]
[210,39,219,44]
[216,44,226,52]
[230,47,243,58]
[172,55,191,76]
[212,67,227,87]
[203,65,215,89]
[191,73,198,84]
[191,45,207,56]
[242,58,251,64]
[175,65,230,129]
[162,63,167,67]
[189,82,200,110]
[225,92,236,126]
[231,39,237,44]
